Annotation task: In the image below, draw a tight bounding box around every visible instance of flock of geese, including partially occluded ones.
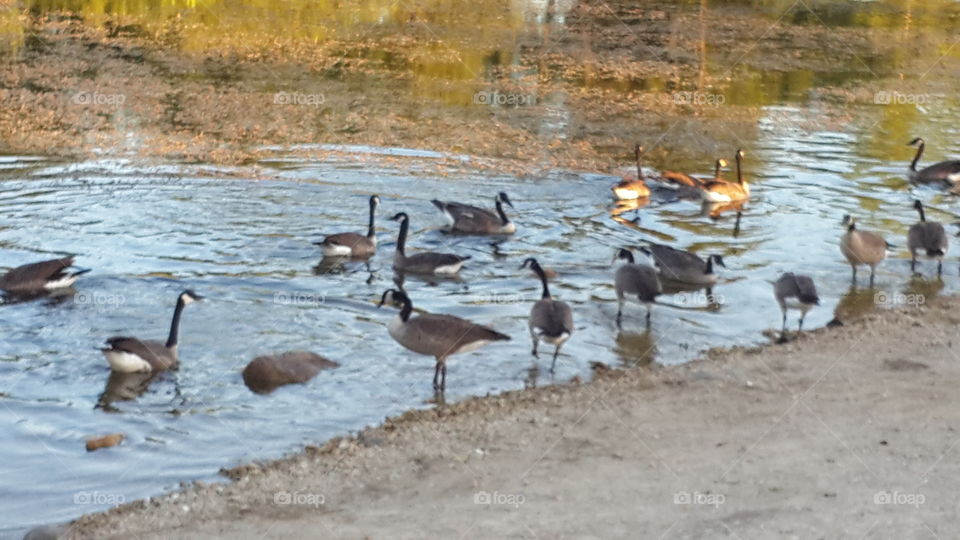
[2,138,959,395]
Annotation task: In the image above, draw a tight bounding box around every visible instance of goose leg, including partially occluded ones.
[851,266,857,286]
[531,336,539,358]
[440,363,447,391]
[938,259,943,276]
[550,345,561,373]
[798,313,805,333]
[911,256,917,274]
[433,361,441,390]
[645,304,652,327]
[616,300,624,329]
[868,267,875,288]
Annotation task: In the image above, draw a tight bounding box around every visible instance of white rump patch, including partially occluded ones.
[103,351,153,373]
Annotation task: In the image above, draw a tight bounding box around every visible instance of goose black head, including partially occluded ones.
[735,148,745,160]
[908,137,924,147]
[497,192,514,209]
[634,143,644,156]
[519,257,539,270]
[710,254,727,268]
[717,158,728,168]
[370,195,381,208]
[613,248,635,264]
[377,288,408,308]
[388,212,409,222]
[180,290,204,305]
[913,199,924,211]
[841,214,855,230]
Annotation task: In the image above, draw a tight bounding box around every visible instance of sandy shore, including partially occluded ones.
[60,297,960,539]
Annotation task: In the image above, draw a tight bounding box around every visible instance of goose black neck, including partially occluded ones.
[396,217,409,255]
[736,153,743,185]
[714,161,722,179]
[398,295,413,322]
[495,199,511,225]
[635,148,645,181]
[531,262,551,299]
[621,251,635,264]
[166,297,186,348]
[910,142,924,172]
[705,256,714,274]
[917,204,926,222]
[847,222,856,232]
[367,201,376,238]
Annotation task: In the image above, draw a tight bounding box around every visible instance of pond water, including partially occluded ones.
[1,0,960,536]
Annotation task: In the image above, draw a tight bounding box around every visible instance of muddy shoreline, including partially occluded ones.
[2,1,943,173]
[60,297,960,538]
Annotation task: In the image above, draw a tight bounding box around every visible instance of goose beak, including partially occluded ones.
[193,294,205,302]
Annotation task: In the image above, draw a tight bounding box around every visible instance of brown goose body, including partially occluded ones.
[102,290,202,373]
[521,258,574,371]
[613,248,662,328]
[907,200,948,275]
[839,216,888,286]
[773,272,819,336]
[378,289,509,391]
[431,192,516,234]
[0,256,89,296]
[908,138,960,185]
[242,351,339,394]
[315,195,379,257]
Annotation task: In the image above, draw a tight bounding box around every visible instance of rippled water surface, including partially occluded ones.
[3,0,960,536]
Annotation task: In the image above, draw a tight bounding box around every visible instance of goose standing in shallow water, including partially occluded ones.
[640,242,725,287]
[612,248,662,328]
[521,258,574,372]
[101,290,203,373]
[0,256,89,297]
[908,138,960,185]
[378,289,510,392]
[839,215,890,287]
[389,212,470,275]
[431,192,516,234]
[773,273,819,341]
[699,149,749,203]
[611,144,651,200]
[314,195,380,257]
[908,200,948,276]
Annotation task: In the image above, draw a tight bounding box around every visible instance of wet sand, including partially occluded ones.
[65,297,960,538]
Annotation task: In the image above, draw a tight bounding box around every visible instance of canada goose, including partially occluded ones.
[907,200,948,276]
[314,195,380,257]
[431,192,516,234]
[640,242,725,286]
[520,257,574,372]
[389,212,470,275]
[611,144,651,200]
[661,158,728,189]
[0,256,89,296]
[612,248,662,328]
[242,351,339,394]
[839,215,890,287]
[773,272,819,338]
[377,289,510,391]
[908,138,960,185]
[101,290,203,373]
[700,149,749,203]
